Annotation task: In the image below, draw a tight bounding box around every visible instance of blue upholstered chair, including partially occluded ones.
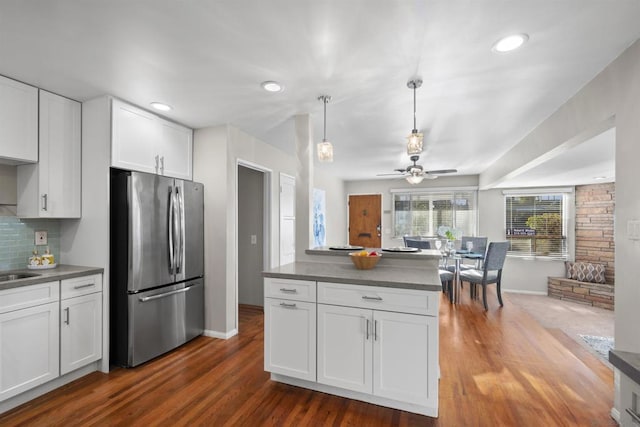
[439,269,454,302]
[405,239,431,250]
[459,241,509,310]
[403,235,422,247]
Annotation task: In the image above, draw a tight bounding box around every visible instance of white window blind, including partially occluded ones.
[504,192,569,259]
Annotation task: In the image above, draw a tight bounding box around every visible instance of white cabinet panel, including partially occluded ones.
[0,301,59,401]
[60,274,103,299]
[373,310,437,407]
[111,99,193,180]
[317,304,372,393]
[17,90,81,218]
[111,99,158,174]
[0,75,38,163]
[264,298,316,381]
[61,292,102,375]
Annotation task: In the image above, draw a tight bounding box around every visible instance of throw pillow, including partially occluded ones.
[565,261,606,284]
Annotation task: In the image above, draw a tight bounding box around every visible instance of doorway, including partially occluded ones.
[348,194,382,247]
[237,165,267,307]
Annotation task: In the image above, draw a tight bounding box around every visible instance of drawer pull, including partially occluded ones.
[280,302,297,308]
[362,295,382,301]
[627,408,640,424]
[74,283,95,290]
[279,288,298,293]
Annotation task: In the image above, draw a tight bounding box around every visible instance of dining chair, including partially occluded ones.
[439,269,454,302]
[405,239,431,249]
[459,241,509,310]
[403,235,422,247]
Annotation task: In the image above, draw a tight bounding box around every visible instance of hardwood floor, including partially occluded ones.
[0,295,615,426]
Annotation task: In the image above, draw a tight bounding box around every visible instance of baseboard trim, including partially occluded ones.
[610,407,620,423]
[204,328,238,339]
[503,289,547,296]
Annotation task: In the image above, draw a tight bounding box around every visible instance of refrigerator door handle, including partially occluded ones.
[177,188,185,273]
[138,286,192,302]
[168,187,175,271]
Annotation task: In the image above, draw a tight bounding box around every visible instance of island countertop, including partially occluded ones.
[263,261,441,291]
[306,246,442,260]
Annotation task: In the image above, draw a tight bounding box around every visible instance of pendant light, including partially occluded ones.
[406,79,424,156]
[317,95,333,162]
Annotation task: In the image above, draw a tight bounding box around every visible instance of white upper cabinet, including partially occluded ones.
[0,75,38,163]
[111,99,193,180]
[16,90,81,218]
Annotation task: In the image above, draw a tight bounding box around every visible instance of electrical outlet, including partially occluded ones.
[35,230,48,246]
[251,235,257,245]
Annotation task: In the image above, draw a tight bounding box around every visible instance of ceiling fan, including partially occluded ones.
[377,155,457,183]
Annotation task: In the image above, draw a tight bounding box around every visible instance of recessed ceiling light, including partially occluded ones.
[150,102,172,111]
[492,34,529,53]
[261,81,283,92]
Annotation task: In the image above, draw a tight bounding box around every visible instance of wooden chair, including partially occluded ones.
[459,241,509,310]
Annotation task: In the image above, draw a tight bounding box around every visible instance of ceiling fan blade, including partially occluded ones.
[424,169,457,175]
[376,172,406,176]
[393,168,407,172]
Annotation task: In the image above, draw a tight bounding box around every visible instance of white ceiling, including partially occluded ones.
[0,0,637,184]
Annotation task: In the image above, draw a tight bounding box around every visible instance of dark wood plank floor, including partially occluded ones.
[0,293,615,426]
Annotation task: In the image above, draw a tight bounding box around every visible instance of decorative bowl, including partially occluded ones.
[349,252,381,270]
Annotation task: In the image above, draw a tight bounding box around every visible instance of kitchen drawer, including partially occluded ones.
[317,282,438,316]
[0,281,59,314]
[61,274,103,299]
[264,278,316,302]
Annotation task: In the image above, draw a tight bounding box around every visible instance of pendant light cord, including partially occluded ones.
[323,96,327,141]
[412,83,417,132]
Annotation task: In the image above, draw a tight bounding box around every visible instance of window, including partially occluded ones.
[392,189,477,237]
[504,190,570,259]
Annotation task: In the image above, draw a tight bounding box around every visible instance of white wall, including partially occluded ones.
[345,175,479,248]
[314,168,347,246]
[194,124,296,336]
[0,165,16,204]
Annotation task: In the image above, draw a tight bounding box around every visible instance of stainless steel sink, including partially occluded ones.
[0,273,41,282]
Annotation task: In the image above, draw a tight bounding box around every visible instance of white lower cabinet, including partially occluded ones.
[0,301,60,401]
[264,298,316,381]
[317,304,437,407]
[60,292,102,375]
[265,278,440,416]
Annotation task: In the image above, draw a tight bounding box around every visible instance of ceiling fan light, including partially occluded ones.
[407,131,423,155]
[317,141,333,162]
[406,174,424,185]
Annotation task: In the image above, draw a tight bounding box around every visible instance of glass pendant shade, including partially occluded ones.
[406,174,424,184]
[317,140,333,162]
[406,130,424,155]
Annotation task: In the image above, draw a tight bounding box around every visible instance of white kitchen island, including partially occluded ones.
[263,256,442,417]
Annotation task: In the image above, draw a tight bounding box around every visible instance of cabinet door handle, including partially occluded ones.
[374,320,378,341]
[365,318,370,340]
[74,283,95,290]
[64,307,70,325]
[41,194,48,211]
[362,295,382,301]
[279,288,297,293]
[279,302,297,308]
[155,155,160,173]
[160,156,165,175]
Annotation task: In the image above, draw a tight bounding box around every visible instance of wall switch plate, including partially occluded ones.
[628,220,640,240]
[35,230,48,246]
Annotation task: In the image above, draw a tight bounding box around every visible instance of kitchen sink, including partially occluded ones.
[0,273,41,282]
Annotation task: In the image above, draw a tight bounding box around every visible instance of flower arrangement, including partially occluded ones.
[437,226,461,241]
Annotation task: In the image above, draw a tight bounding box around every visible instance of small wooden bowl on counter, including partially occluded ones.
[349,251,382,270]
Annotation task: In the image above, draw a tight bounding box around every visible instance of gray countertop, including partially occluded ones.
[306,246,442,260]
[263,261,441,291]
[0,264,104,291]
[610,350,640,386]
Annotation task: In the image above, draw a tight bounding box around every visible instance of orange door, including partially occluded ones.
[348,194,382,247]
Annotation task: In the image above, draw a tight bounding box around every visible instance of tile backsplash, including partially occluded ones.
[0,214,60,270]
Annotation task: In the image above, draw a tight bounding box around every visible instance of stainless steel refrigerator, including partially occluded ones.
[110,169,204,367]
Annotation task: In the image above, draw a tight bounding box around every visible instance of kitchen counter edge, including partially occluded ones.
[263,261,441,291]
[0,265,105,291]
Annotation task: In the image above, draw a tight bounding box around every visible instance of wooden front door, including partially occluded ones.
[348,194,382,247]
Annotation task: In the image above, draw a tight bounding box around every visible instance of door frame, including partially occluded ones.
[236,159,272,333]
[347,192,383,247]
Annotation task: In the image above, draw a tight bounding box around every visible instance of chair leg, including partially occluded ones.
[482,284,488,310]
[497,280,504,307]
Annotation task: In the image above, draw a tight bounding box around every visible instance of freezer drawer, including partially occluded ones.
[127,280,204,367]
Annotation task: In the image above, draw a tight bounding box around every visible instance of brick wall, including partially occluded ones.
[575,183,615,284]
